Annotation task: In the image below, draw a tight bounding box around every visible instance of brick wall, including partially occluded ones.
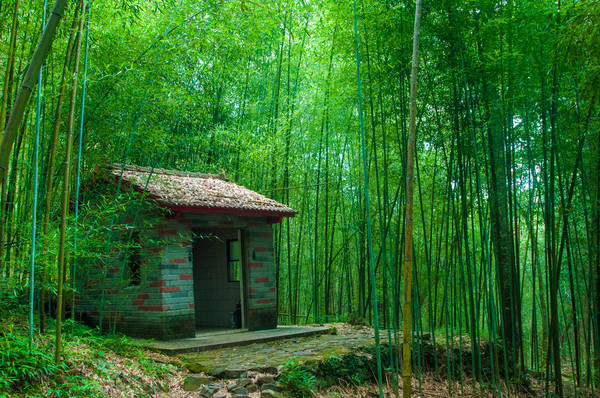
[77,216,196,340]
[245,222,277,330]
[77,211,279,340]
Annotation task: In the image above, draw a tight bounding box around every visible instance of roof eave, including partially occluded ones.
[165,205,298,221]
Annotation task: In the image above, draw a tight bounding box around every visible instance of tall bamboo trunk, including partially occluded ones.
[55,0,85,363]
[39,2,79,333]
[402,1,422,396]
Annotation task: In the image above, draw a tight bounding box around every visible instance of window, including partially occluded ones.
[227,239,240,282]
[124,231,141,286]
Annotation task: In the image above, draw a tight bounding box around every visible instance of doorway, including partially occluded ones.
[192,228,246,330]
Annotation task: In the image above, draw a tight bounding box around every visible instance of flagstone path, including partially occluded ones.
[160,324,394,397]
[178,324,390,376]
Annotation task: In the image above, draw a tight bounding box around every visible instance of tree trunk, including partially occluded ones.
[55,0,85,363]
[40,2,79,333]
[486,85,522,371]
[402,1,422,396]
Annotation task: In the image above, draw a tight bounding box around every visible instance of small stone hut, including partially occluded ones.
[77,164,297,340]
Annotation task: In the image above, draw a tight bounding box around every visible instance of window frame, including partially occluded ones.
[227,239,240,283]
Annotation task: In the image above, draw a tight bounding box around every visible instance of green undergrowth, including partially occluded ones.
[277,344,395,396]
[278,357,317,397]
[0,317,178,397]
[284,341,528,397]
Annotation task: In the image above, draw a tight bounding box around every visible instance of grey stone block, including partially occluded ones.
[261,383,283,392]
[256,376,275,386]
[183,375,214,391]
[218,369,247,379]
[260,389,284,398]
[199,385,218,397]
[237,378,252,387]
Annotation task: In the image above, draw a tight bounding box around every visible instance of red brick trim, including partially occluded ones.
[248,262,263,268]
[255,277,269,283]
[149,281,166,287]
[170,258,187,264]
[257,299,270,304]
[160,286,180,293]
[180,274,193,280]
[138,305,169,311]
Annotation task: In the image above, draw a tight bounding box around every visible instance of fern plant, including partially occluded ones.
[278,357,317,397]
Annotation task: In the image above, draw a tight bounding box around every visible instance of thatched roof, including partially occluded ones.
[99,164,297,218]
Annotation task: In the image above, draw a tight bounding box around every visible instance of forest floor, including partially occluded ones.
[3,319,595,397]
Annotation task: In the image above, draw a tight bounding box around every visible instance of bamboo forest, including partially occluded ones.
[0,0,599,397]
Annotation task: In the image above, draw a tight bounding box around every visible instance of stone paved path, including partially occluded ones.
[179,324,391,376]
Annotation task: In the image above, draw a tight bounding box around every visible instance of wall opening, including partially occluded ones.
[192,228,246,329]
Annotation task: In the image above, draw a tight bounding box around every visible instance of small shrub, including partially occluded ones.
[317,352,372,386]
[279,357,317,397]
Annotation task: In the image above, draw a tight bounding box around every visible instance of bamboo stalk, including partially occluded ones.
[55,0,85,363]
[402,0,422,396]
